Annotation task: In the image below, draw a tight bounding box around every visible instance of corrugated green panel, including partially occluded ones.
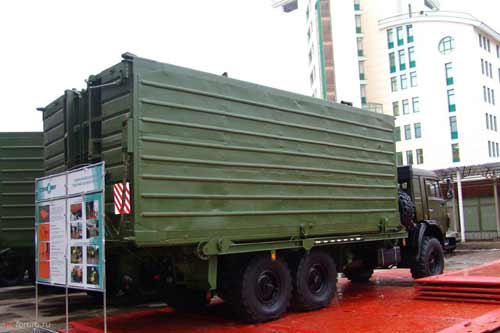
[131,58,398,246]
[43,95,65,175]
[0,132,44,250]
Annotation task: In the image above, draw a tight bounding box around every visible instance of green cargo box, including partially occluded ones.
[0,132,44,249]
[0,132,44,283]
[41,54,401,252]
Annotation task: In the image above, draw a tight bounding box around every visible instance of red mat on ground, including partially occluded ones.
[417,260,500,286]
[66,269,500,333]
[415,260,500,304]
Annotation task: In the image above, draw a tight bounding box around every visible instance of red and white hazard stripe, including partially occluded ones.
[113,182,131,215]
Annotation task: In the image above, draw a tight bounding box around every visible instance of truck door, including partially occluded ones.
[412,176,425,221]
[424,178,447,232]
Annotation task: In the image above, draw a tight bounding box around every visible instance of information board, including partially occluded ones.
[35,162,105,291]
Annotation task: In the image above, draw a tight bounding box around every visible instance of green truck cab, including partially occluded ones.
[37,53,453,323]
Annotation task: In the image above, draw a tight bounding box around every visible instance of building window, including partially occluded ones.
[498,68,500,82]
[407,25,414,43]
[360,85,367,105]
[389,53,396,73]
[493,89,496,105]
[489,63,493,78]
[402,99,409,114]
[483,36,487,50]
[447,89,456,112]
[406,150,414,165]
[445,62,454,85]
[497,143,499,157]
[484,86,488,102]
[452,143,460,163]
[489,141,494,157]
[310,70,315,86]
[396,26,404,46]
[355,15,362,33]
[354,0,360,10]
[412,97,420,113]
[357,38,364,56]
[396,152,403,166]
[488,88,492,104]
[359,61,365,80]
[495,116,498,131]
[497,44,499,58]
[408,47,416,68]
[479,34,483,48]
[416,149,424,164]
[481,59,485,75]
[395,126,401,142]
[400,74,408,90]
[449,116,458,139]
[391,77,398,92]
[487,39,491,52]
[387,29,394,49]
[438,36,455,54]
[486,113,490,129]
[404,124,412,140]
[410,71,417,87]
[393,101,400,116]
[399,49,406,71]
[414,122,422,138]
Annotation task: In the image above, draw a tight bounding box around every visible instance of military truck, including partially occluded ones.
[38,53,452,322]
[0,132,44,285]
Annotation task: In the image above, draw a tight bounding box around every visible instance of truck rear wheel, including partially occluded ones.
[292,250,337,311]
[344,266,374,283]
[411,237,445,279]
[233,255,292,323]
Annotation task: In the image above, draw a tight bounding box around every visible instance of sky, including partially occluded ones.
[0,0,499,132]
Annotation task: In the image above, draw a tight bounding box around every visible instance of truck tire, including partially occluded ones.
[292,250,337,311]
[233,255,292,323]
[0,258,25,286]
[411,237,445,279]
[398,190,416,230]
[344,267,374,283]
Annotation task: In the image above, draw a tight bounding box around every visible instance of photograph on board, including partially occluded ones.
[86,220,99,239]
[86,246,99,265]
[38,205,50,223]
[70,203,83,221]
[71,246,83,264]
[85,200,99,220]
[70,222,83,240]
[71,265,83,283]
[87,266,99,285]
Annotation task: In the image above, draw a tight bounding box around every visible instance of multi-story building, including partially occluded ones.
[277,0,500,170]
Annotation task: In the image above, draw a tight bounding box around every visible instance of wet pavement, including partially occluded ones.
[0,247,499,333]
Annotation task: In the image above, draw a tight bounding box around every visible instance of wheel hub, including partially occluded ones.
[257,270,281,305]
[308,264,326,295]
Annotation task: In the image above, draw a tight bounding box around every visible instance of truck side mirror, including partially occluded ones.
[446,178,453,199]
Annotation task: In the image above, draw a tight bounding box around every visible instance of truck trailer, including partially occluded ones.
[0,132,44,285]
[39,53,451,322]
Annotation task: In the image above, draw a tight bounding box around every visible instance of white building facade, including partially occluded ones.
[279,0,500,170]
[379,11,500,170]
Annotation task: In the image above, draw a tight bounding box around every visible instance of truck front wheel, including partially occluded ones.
[233,255,292,323]
[411,237,445,279]
[292,250,337,311]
